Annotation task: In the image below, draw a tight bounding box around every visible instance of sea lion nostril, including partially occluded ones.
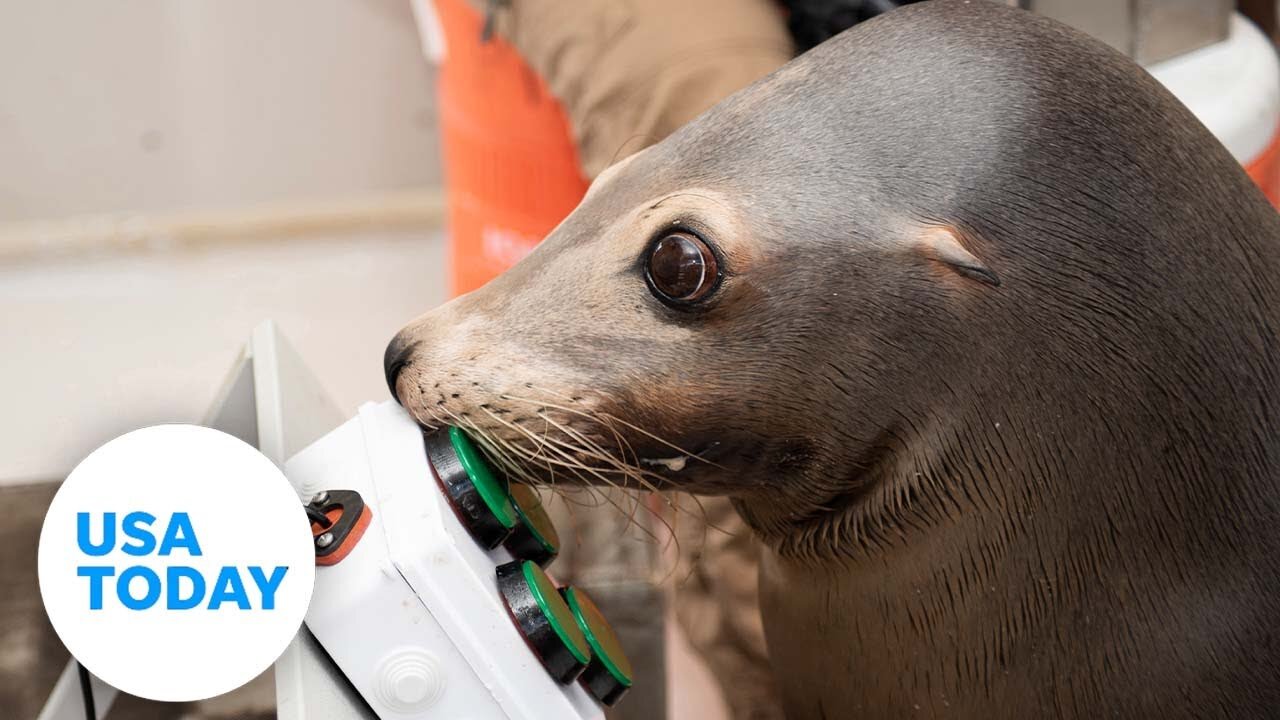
[383,336,417,403]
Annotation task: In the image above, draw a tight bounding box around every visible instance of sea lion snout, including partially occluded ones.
[384,296,700,493]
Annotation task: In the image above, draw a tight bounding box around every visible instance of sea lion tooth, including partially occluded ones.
[640,456,690,472]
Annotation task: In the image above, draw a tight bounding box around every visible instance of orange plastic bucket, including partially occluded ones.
[434,0,589,297]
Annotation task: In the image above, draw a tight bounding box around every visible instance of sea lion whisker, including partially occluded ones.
[593,410,724,470]
[561,418,672,495]
[494,402,646,480]
[542,484,600,511]
[521,414,684,548]
[534,412,662,484]
[569,400,647,472]
[532,409,670,495]
[680,492,737,539]
[502,390,720,469]
[479,407,566,486]
[453,424,526,480]
[493,430,673,545]
[494,427,633,486]
[471,432,546,487]
[497,399,673,490]
[557,483,662,552]
[541,461,664,545]
[501,437,647,485]
[444,409,546,488]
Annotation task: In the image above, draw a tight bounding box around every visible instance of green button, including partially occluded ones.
[564,586,633,688]
[522,561,591,666]
[448,426,516,530]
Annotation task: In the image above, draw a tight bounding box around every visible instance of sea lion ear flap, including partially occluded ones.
[915,226,1001,287]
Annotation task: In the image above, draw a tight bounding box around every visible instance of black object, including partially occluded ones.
[424,428,517,549]
[496,560,592,684]
[307,490,367,561]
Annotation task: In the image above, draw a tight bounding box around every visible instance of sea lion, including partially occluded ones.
[384,0,1280,716]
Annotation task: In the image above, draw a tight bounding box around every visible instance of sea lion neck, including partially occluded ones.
[726,413,1013,564]
[732,362,1151,564]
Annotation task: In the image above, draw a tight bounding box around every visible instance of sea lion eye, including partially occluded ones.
[645,231,719,304]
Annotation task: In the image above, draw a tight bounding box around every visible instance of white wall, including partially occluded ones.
[0,0,440,221]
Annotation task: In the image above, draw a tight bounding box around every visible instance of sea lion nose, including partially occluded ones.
[383,333,416,403]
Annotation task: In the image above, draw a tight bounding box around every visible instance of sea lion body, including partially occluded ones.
[386,1,1280,716]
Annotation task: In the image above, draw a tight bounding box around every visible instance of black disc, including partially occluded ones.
[495,560,591,684]
[423,427,516,548]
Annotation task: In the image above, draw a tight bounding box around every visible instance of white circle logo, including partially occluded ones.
[38,425,315,701]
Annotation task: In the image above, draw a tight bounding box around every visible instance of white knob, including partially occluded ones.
[374,648,445,713]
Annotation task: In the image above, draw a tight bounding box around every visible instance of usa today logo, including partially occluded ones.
[38,425,315,702]
[75,511,288,611]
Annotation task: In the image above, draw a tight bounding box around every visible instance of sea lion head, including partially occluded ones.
[385,0,1254,554]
